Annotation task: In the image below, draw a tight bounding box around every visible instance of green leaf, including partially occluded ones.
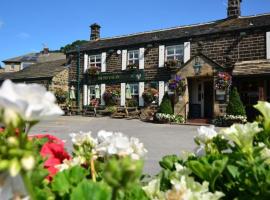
[68,165,89,185]
[187,155,228,191]
[227,165,240,179]
[159,155,181,170]
[51,170,70,196]
[71,180,111,200]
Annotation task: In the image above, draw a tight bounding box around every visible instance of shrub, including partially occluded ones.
[158,92,173,115]
[103,88,120,106]
[213,114,247,127]
[126,99,138,107]
[226,87,246,116]
[54,89,68,104]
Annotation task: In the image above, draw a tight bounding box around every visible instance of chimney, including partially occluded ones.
[227,0,242,18]
[43,47,49,54]
[90,23,101,40]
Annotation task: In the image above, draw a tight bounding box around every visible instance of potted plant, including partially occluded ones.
[168,75,186,96]
[87,67,100,76]
[164,60,182,69]
[142,88,158,105]
[103,88,120,106]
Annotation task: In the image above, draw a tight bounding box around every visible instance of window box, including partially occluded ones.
[164,60,183,69]
[86,67,100,76]
[127,63,139,71]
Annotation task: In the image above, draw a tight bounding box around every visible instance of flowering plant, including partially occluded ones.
[87,67,100,76]
[215,72,232,90]
[213,114,247,127]
[155,113,185,124]
[103,88,120,106]
[164,60,182,69]
[142,88,158,105]
[168,75,186,95]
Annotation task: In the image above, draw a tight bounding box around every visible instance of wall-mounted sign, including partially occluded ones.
[85,70,145,85]
[216,89,226,101]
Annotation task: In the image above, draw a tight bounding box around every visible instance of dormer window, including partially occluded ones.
[165,45,184,61]
[89,54,101,70]
[128,50,139,66]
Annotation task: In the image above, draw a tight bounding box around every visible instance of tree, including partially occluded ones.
[60,40,88,53]
[158,92,174,115]
[226,87,246,116]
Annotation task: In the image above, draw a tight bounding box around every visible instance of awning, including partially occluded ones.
[233,60,270,77]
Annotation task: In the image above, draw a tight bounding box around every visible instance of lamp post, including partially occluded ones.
[76,45,81,108]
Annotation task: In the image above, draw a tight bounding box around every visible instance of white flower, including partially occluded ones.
[130,137,147,160]
[220,122,262,153]
[0,80,63,122]
[21,155,35,171]
[97,130,113,143]
[196,125,218,144]
[95,131,147,160]
[143,179,165,200]
[56,157,85,172]
[70,131,97,146]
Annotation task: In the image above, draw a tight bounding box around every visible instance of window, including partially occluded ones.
[11,64,15,70]
[88,85,96,100]
[130,83,139,97]
[128,50,139,65]
[166,45,184,61]
[89,55,101,70]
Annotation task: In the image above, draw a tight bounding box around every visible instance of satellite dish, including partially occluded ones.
[117,50,122,55]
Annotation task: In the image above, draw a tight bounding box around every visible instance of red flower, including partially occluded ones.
[30,134,71,180]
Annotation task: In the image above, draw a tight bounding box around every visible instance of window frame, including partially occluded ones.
[165,45,184,61]
[127,50,139,65]
[88,54,102,70]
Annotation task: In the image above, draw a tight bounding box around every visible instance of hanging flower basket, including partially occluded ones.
[215,72,232,90]
[127,63,139,71]
[142,88,158,105]
[168,75,186,96]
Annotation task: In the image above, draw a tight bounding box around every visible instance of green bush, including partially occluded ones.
[226,87,246,116]
[158,92,173,115]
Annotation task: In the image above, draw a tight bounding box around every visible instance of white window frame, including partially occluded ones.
[165,45,184,61]
[129,83,139,97]
[88,54,101,69]
[128,50,139,65]
[88,85,96,100]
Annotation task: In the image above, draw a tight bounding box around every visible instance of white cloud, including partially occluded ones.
[17,32,30,39]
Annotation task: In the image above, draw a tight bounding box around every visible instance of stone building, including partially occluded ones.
[0,59,69,93]
[67,0,270,120]
[2,48,65,73]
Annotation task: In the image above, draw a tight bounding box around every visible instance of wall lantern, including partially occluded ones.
[193,56,202,75]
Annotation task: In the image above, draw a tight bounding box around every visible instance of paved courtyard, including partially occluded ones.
[30,116,200,175]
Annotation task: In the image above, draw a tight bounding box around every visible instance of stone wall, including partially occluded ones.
[50,68,69,92]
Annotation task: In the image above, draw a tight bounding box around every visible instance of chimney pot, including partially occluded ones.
[43,47,49,54]
[227,0,242,18]
[90,23,101,40]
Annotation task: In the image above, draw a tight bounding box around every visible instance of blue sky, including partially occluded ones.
[0,0,270,65]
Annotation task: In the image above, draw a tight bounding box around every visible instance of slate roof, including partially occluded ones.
[232,59,270,76]
[68,13,270,53]
[0,59,67,81]
[2,52,65,64]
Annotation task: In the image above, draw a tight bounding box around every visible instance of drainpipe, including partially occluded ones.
[76,45,80,108]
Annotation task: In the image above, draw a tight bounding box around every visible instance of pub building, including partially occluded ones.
[67,0,270,121]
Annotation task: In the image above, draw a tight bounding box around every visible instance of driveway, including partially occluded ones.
[30,116,200,175]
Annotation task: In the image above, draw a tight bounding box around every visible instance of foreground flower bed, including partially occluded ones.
[1,80,270,200]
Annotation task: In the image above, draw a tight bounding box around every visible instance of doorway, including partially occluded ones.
[188,78,213,119]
